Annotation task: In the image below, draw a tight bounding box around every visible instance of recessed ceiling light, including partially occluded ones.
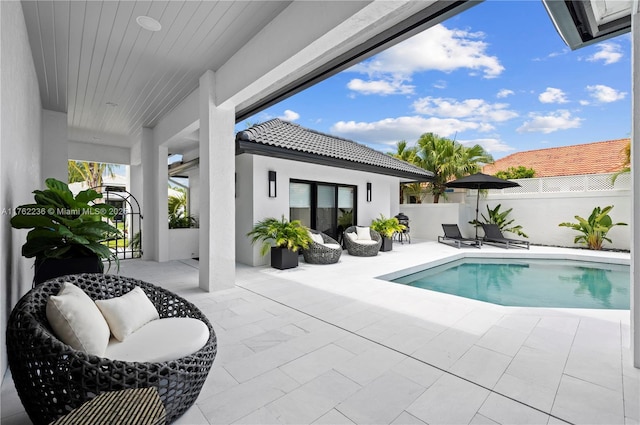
[136,16,162,32]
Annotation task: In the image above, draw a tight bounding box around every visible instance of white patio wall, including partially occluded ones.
[235,153,401,266]
[402,173,631,251]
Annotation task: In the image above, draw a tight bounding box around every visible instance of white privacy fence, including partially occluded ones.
[400,173,631,250]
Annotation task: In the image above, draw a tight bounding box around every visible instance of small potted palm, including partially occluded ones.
[370,214,406,252]
[247,215,312,269]
[10,178,122,284]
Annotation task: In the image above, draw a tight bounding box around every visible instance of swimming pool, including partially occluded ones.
[388,258,630,309]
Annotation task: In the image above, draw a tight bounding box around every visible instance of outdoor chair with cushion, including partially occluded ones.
[302,229,343,264]
[481,223,530,249]
[344,226,382,256]
[6,274,217,425]
[438,224,481,248]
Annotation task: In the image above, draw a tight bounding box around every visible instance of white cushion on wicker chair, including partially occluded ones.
[354,239,379,245]
[322,243,342,250]
[356,226,371,240]
[105,317,209,363]
[345,232,358,242]
[46,282,111,356]
[96,286,159,341]
[309,232,324,244]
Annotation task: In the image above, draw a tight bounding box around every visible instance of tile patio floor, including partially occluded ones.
[2,240,639,424]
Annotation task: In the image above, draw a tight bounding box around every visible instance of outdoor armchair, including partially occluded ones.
[344,226,382,256]
[438,224,481,248]
[481,223,530,249]
[6,274,217,425]
[302,229,343,264]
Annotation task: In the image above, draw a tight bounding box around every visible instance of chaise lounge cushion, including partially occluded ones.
[105,317,209,362]
[96,286,160,341]
[46,282,111,356]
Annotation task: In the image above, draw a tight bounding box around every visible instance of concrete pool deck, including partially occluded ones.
[2,240,638,424]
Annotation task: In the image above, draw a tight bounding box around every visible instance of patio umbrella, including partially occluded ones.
[445,172,521,240]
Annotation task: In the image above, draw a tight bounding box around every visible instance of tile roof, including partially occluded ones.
[236,119,433,181]
[482,138,630,177]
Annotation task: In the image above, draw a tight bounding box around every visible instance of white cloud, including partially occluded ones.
[533,48,569,61]
[346,78,414,95]
[586,42,623,65]
[517,110,583,134]
[277,109,300,121]
[585,84,627,103]
[349,24,504,82]
[579,100,590,106]
[433,80,447,89]
[538,87,568,104]
[496,89,514,98]
[330,116,485,147]
[459,138,515,154]
[412,97,518,122]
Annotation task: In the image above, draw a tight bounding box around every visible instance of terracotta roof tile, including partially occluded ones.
[482,139,629,177]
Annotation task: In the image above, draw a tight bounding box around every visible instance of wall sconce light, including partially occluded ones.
[366,182,372,202]
[268,171,277,198]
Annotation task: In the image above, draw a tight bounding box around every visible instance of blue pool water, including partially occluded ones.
[390,258,630,309]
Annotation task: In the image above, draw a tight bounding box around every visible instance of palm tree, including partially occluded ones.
[390,141,422,203]
[611,141,630,183]
[68,161,116,194]
[413,133,493,203]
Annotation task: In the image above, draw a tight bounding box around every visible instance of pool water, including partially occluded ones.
[390,258,630,309]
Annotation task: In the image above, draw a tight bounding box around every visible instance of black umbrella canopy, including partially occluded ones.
[445,172,521,190]
[445,173,520,240]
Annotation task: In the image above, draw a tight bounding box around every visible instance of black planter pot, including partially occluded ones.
[380,237,393,252]
[34,256,104,285]
[270,247,299,270]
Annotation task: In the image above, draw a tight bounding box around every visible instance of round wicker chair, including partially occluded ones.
[6,274,217,425]
[302,229,343,264]
[344,226,382,256]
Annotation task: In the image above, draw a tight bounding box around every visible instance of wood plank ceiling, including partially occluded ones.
[21,1,290,145]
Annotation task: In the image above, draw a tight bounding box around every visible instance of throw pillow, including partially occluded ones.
[346,232,358,242]
[356,226,372,240]
[309,232,324,245]
[46,282,111,356]
[96,286,159,341]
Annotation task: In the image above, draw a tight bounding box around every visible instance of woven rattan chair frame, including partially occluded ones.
[302,229,343,264]
[344,226,382,256]
[6,274,217,425]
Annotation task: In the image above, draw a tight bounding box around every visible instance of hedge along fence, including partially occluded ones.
[401,173,631,251]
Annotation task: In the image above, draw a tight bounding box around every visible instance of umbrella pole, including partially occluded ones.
[475,188,480,242]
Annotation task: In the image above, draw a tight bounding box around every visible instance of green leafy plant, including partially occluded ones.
[370,214,406,238]
[247,215,312,256]
[558,205,627,250]
[469,204,528,238]
[495,166,535,179]
[10,178,122,268]
[168,191,198,229]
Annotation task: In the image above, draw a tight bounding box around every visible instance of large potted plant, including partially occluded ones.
[10,178,121,284]
[247,216,312,270]
[370,214,406,252]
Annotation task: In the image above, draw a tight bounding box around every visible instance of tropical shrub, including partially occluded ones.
[469,204,528,238]
[558,205,627,250]
[247,216,312,256]
[495,166,535,179]
[370,214,406,238]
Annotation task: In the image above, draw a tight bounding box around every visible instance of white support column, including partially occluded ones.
[199,70,235,292]
[631,2,639,368]
[141,128,158,261]
[42,110,68,182]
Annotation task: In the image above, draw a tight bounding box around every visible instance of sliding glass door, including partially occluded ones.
[289,180,356,240]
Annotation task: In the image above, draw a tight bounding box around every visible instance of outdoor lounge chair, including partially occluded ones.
[438,224,481,248]
[481,223,530,249]
[344,226,382,256]
[302,229,343,264]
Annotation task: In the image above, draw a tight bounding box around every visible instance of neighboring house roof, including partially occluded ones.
[482,138,629,178]
[236,119,434,181]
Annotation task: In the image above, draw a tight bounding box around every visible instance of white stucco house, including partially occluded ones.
[234,119,433,266]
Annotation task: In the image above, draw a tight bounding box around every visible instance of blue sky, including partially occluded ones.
[243,1,631,160]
